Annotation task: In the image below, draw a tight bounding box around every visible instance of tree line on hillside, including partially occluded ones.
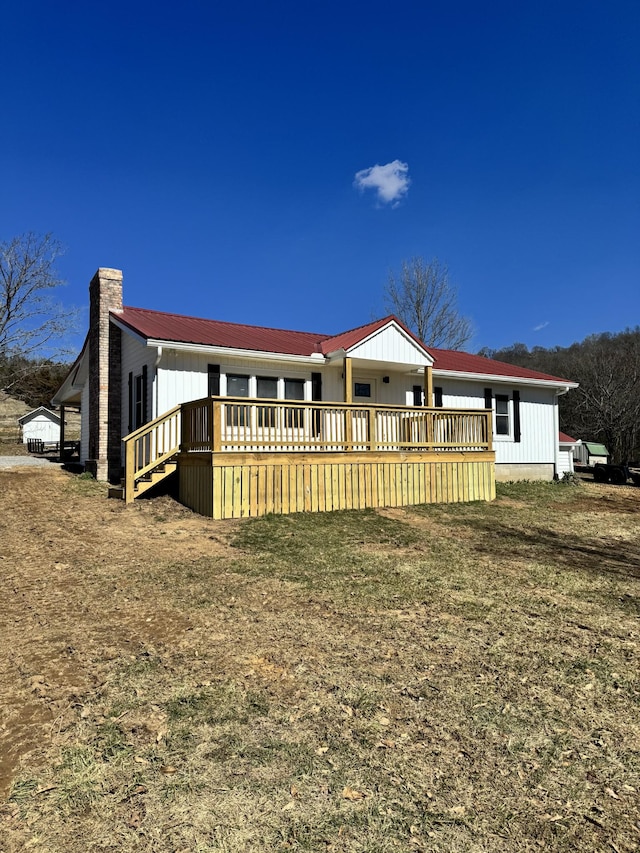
[479,330,640,463]
[0,356,71,410]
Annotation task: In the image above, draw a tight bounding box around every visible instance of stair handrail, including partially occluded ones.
[123,404,182,503]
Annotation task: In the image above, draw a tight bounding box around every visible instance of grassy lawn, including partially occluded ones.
[1,474,639,851]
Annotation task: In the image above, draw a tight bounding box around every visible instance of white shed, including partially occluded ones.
[557,432,579,476]
[18,407,61,445]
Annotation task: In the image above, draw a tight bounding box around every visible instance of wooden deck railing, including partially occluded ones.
[180,397,492,454]
[123,404,181,502]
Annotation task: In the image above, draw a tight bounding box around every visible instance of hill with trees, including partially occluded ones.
[480,328,640,463]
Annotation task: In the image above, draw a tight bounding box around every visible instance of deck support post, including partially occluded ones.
[368,407,377,451]
[59,404,67,461]
[343,357,352,404]
[212,399,221,452]
[344,357,353,450]
[125,437,135,503]
[424,365,433,408]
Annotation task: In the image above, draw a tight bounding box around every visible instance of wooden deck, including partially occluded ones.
[122,396,495,516]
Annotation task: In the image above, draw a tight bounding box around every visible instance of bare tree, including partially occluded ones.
[0,232,78,395]
[383,257,473,349]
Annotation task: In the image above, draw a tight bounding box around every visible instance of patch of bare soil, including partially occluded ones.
[0,468,237,800]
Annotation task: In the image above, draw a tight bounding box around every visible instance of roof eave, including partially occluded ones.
[146,338,326,364]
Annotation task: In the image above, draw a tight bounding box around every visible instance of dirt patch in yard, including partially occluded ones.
[0,467,237,801]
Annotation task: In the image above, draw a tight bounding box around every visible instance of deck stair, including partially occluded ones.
[109,404,181,502]
[108,458,178,500]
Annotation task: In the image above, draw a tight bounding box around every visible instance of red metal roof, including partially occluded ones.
[430,347,574,384]
[559,432,578,443]
[114,305,575,385]
[116,306,327,356]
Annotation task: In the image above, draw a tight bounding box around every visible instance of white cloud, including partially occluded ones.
[533,321,549,332]
[354,160,410,206]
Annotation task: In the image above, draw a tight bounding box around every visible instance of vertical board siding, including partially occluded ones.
[178,451,495,519]
[441,379,557,466]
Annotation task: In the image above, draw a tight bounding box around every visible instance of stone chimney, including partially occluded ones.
[87,268,123,482]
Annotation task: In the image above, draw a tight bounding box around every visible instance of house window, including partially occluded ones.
[208,364,220,396]
[354,382,371,398]
[495,394,510,435]
[285,378,305,427]
[412,385,423,407]
[257,377,278,427]
[227,374,249,426]
[434,387,443,408]
[131,368,148,430]
[227,374,249,397]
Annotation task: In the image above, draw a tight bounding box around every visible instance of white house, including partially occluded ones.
[52,269,578,513]
[18,407,61,445]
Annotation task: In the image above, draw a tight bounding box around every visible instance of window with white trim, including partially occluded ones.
[226,374,249,425]
[284,378,305,428]
[495,394,510,436]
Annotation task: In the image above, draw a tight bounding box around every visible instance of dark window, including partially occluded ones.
[354,382,371,398]
[434,387,443,408]
[257,377,278,427]
[257,377,278,399]
[311,372,322,436]
[311,372,322,401]
[134,374,145,429]
[495,394,510,435]
[227,374,249,397]
[285,378,305,427]
[208,364,220,396]
[227,374,249,426]
[412,385,423,407]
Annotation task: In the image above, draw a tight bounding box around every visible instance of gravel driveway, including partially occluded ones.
[0,455,60,469]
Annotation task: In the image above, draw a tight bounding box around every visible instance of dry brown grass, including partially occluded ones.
[0,469,638,852]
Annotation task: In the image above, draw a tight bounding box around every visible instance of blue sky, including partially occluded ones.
[2,0,639,357]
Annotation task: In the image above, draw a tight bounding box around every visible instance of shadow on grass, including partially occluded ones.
[468,516,640,585]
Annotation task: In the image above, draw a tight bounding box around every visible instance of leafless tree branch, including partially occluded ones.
[383,257,473,350]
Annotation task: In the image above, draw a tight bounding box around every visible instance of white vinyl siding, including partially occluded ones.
[557,448,575,476]
[121,334,157,437]
[345,325,431,367]
[436,379,557,466]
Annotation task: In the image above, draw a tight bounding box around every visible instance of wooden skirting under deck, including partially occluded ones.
[178,450,495,519]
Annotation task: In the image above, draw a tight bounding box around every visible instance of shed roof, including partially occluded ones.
[113,305,576,387]
[18,406,61,426]
[583,442,609,456]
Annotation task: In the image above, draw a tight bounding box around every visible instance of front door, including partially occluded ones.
[352,378,376,448]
